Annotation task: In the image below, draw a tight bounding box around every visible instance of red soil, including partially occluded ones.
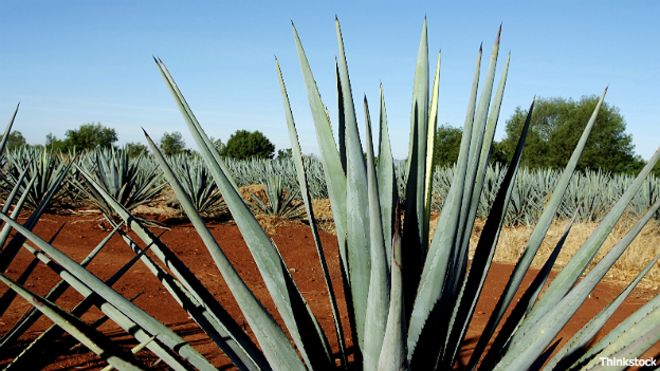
[0,213,657,369]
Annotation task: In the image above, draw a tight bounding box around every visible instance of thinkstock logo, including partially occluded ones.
[600,357,657,367]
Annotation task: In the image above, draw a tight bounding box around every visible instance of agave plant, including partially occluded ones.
[249,175,304,219]
[168,153,227,216]
[1,146,70,210]
[74,146,165,216]
[0,18,658,371]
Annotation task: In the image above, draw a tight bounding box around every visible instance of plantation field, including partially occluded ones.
[0,213,657,369]
[2,17,659,368]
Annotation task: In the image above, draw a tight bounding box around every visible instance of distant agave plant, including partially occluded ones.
[1,146,70,210]
[168,153,226,216]
[0,18,658,371]
[249,175,304,219]
[74,147,165,216]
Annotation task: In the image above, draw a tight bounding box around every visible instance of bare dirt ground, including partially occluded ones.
[0,213,657,369]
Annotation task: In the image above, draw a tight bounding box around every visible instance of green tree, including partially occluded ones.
[45,133,68,152]
[5,131,27,150]
[432,125,463,166]
[210,137,226,154]
[500,96,644,173]
[64,123,118,151]
[159,131,187,156]
[125,142,148,157]
[277,148,293,159]
[221,130,275,160]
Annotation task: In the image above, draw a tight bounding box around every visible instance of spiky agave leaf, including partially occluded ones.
[362,97,389,370]
[77,164,269,370]
[495,196,660,370]
[545,257,657,371]
[276,58,349,366]
[0,212,215,370]
[144,130,303,369]
[0,104,20,163]
[334,18,372,350]
[0,273,145,370]
[0,223,122,350]
[468,88,610,368]
[154,57,332,369]
[407,42,483,365]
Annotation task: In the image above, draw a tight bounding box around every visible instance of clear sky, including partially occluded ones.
[1,1,658,160]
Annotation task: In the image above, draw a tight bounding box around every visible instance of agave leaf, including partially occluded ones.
[468,88,608,368]
[377,86,397,270]
[570,294,659,370]
[443,99,533,368]
[335,18,372,350]
[277,58,348,366]
[7,240,159,370]
[155,57,332,369]
[362,96,390,370]
[337,63,347,173]
[115,223,266,371]
[422,52,441,238]
[457,49,510,277]
[0,273,145,370]
[401,19,429,317]
[447,29,502,311]
[144,130,303,369]
[0,258,39,316]
[0,103,19,156]
[407,43,482,364]
[509,149,660,341]
[0,165,30,215]
[0,175,37,249]
[378,215,407,371]
[78,165,272,370]
[497,199,660,370]
[291,23,349,280]
[602,322,659,369]
[25,292,143,371]
[154,58,241,193]
[581,302,659,370]
[480,216,575,369]
[0,224,122,350]
[545,257,657,371]
[0,159,72,272]
[0,212,215,371]
[0,222,65,317]
[8,241,189,371]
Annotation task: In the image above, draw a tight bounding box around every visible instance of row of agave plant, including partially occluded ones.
[1,143,657,225]
[0,18,658,370]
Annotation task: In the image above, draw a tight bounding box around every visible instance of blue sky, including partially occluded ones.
[1,1,658,159]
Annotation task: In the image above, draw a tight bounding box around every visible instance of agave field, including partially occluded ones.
[0,19,659,370]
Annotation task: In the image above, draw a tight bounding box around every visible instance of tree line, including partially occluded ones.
[434,96,657,175]
[3,96,657,174]
[5,123,282,159]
